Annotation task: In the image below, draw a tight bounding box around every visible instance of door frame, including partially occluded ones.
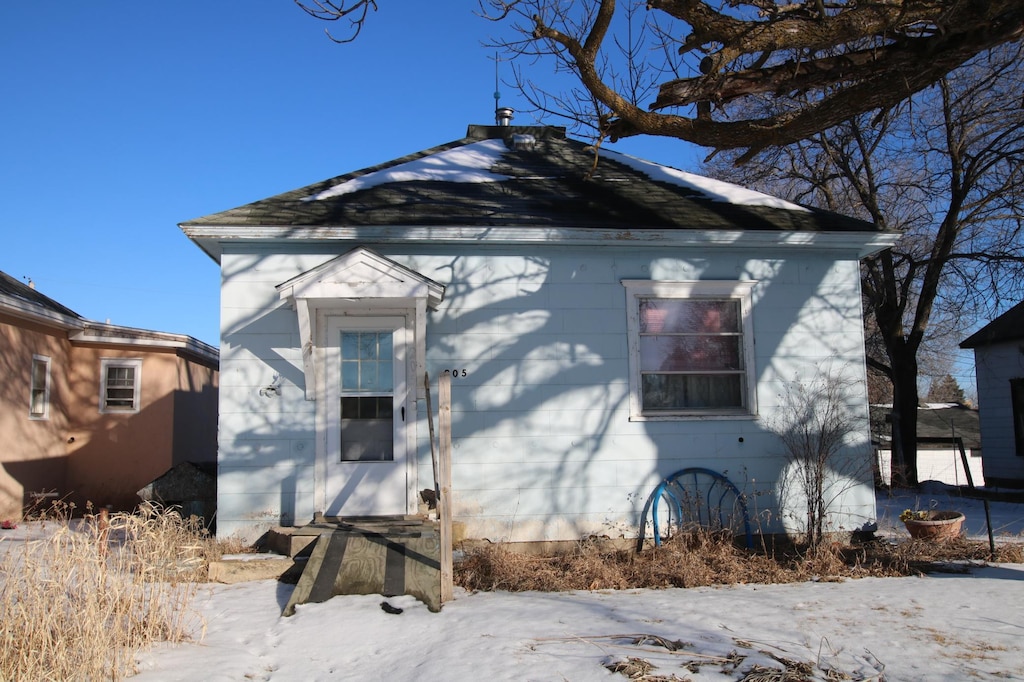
[314,306,417,516]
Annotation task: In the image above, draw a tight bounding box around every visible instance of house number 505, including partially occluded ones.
[443,369,468,378]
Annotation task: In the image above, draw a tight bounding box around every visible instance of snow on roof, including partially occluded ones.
[600,148,811,212]
[305,139,511,202]
[303,136,809,213]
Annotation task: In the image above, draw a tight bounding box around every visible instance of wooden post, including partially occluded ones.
[425,372,440,504]
[954,436,975,489]
[438,372,454,603]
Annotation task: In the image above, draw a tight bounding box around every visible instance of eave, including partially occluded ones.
[0,292,85,331]
[181,223,899,263]
[70,322,219,366]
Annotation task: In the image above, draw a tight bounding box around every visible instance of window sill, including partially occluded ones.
[629,412,759,422]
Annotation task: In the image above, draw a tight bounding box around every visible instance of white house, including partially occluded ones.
[181,122,899,545]
[961,301,1024,488]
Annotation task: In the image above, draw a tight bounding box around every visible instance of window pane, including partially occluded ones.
[32,360,47,386]
[106,388,136,407]
[30,359,47,416]
[639,335,741,371]
[107,366,135,387]
[341,361,359,391]
[359,333,377,360]
[340,331,393,393]
[378,332,393,360]
[360,362,378,391]
[105,365,137,409]
[340,396,394,461]
[640,299,739,334]
[341,333,360,360]
[642,374,743,410]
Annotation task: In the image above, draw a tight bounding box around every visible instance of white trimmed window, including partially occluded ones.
[100,358,142,413]
[29,355,51,419]
[623,280,757,419]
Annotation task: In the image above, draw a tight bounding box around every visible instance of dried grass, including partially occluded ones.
[0,503,212,681]
[455,530,1022,593]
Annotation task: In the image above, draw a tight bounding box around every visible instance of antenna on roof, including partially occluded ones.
[493,51,513,126]
[493,52,501,112]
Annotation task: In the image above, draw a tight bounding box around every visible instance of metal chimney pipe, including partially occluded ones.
[495,107,514,126]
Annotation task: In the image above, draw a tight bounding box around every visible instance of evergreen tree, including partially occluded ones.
[926,374,965,404]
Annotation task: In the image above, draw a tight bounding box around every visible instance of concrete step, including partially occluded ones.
[208,554,304,584]
[266,516,437,557]
[283,521,442,615]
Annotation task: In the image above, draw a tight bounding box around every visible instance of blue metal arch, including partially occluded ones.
[637,467,753,551]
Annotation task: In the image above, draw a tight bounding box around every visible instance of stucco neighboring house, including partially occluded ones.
[180,121,899,545]
[0,270,219,519]
[961,300,1024,488]
[872,403,983,488]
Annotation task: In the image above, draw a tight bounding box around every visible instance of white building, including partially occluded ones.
[181,123,898,544]
[962,301,1024,488]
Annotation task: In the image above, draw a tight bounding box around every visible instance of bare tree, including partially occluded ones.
[705,44,1024,485]
[299,1,1024,160]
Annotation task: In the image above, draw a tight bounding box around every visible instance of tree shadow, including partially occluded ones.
[217,230,878,545]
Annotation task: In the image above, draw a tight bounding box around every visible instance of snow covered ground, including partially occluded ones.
[125,489,1024,682]
[5,490,1023,681]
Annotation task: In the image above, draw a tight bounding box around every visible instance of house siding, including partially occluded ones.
[216,245,876,543]
[0,312,72,517]
[973,342,1024,485]
[58,345,218,511]
[1,322,219,518]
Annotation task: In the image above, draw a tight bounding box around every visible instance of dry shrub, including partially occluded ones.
[888,536,1024,567]
[0,503,207,681]
[455,531,1022,593]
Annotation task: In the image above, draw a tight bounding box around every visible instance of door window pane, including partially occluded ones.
[339,330,395,461]
[340,396,394,461]
[340,331,393,392]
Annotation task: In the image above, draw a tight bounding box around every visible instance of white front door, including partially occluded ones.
[324,315,412,516]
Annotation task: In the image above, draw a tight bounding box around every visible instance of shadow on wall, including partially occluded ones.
[2,457,69,517]
[218,235,876,542]
[64,388,218,513]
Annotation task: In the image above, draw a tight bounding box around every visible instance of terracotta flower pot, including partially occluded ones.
[903,511,965,541]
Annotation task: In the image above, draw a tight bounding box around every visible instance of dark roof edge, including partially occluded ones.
[960,299,1024,348]
[0,270,83,321]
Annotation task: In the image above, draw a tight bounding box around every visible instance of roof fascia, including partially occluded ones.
[70,323,219,365]
[0,293,85,331]
[184,225,900,262]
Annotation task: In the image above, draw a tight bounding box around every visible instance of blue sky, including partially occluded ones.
[1,3,701,346]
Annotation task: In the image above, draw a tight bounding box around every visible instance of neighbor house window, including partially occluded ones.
[29,355,51,419]
[623,280,756,419]
[100,358,142,413]
[1012,378,1024,457]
